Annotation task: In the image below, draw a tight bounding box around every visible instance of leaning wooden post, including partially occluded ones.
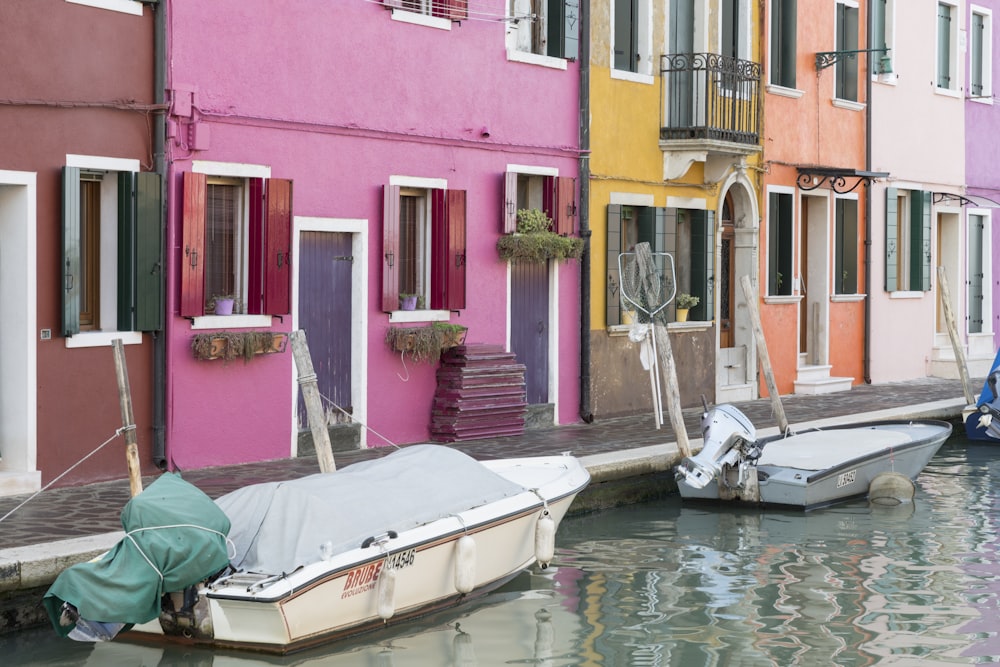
[289,330,337,473]
[633,244,691,458]
[937,266,976,405]
[739,275,789,433]
[112,338,143,497]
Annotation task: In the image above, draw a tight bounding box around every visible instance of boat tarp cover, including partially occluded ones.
[43,472,232,635]
[216,444,529,574]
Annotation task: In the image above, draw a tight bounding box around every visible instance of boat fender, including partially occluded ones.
[454,535,476,594]
[535,509,555,568]
[868,471,915,506]
[377,566,396,620]
[452,627,475,664]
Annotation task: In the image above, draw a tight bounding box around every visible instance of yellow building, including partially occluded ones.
[584,0,764,418]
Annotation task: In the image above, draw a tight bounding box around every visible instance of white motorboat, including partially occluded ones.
[46,444,590,654]
[675,403,952,510]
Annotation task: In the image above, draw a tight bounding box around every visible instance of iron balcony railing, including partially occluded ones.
[660,53,761,146]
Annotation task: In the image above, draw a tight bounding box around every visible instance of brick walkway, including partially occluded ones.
[0,377,973,550]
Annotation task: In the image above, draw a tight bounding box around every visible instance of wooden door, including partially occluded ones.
[511,261,549,404]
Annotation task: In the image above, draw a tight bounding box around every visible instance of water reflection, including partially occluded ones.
[6,435,1000,666]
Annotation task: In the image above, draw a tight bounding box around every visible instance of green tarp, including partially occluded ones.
[44,472,231,637]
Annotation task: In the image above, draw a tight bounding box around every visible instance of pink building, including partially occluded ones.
[163,1,584,468]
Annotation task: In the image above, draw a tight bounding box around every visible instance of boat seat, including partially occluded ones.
[757,427,912,471]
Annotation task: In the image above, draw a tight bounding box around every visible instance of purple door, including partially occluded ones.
[511,261,549,404]
[297,231,353,427]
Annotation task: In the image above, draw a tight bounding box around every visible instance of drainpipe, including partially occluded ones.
[863,3,873,384]
[152,0,167,467]
[578,0,594,423]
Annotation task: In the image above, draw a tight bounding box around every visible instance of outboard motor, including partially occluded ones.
[676,403,757,489]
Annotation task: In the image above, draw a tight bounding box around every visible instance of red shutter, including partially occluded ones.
[263,178,292,315]
[445,189,467,310]
[247,178,265,314]
[436,0,468,19]
[554,176,576,235]
[382,185,401,312]
[180,172,206,317]
[502,171,518,233]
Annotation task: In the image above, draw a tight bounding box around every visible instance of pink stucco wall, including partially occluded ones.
[164,1,581,467]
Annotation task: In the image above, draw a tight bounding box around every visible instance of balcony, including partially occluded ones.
[659,53,762,181]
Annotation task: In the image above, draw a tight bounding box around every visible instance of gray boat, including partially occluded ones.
[675,403,952,510]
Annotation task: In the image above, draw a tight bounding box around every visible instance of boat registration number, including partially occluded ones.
[837,470,857,488]
[384,549,416,570]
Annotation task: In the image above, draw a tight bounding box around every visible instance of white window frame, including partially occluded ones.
[872,0,897,83]
[936,0,961,97]
[611,0,654,83]
[64,154,143,349]
[388,1,452,30]
[764,185,798,303]
[967,209,994,334]
[66,0,143,16]
[970,5,994,103]
[190,160,272,330]
[833,0,860,105]
[506,0,570,69]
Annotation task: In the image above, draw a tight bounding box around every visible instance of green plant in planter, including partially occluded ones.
[676,293,700,310]
[385,322,469,364]
[496,208,584,263]
[431,321,468,349]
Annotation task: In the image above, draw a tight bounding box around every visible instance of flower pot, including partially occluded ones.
[215,298,235,315]
[400,295,418,311]
[676,308,689,323]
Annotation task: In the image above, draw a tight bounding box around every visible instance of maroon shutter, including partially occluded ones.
[502,171,518,233]
[382,185,401,312]
[445,189,467,310]
[263,178,292,315]
[180,172,206,317]
[381,0,404,8]
[247,178,265,314]
[554,176,576,235]
[437,0,468,19]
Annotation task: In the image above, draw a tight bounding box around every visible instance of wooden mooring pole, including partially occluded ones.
[937,266,976,405]
[112,338,143,498]
[739,275,789,434]
[289,330,337,473]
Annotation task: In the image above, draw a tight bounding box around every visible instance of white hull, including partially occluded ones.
[677,419,952,510]
[129,454,589,653]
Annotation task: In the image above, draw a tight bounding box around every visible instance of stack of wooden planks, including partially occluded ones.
[430,344,527,442]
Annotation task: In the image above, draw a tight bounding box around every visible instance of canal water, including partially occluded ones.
[4,430,999,666]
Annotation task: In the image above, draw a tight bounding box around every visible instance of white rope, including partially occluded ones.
[0,427,130,525]
[124,524,235,581]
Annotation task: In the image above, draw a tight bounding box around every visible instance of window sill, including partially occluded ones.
[610,69,655,85]
[934,86,962,99]
[872,72,898,86]
[832,98,865,112]
[390,9,451,30]
[191,314,273,330]
[969,94,994,105]
[831,293,866,303]
[506,49,568,71]
[763,295,802,305]
[389,309,450,324]
[608,320,712,335]
[66,0,143,16]
[766,84,805,99]
[66,331,143,349]
[889,291,924,299]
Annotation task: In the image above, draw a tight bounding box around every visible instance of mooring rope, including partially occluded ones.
[0,425,133,525]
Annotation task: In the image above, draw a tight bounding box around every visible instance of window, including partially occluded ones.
[382,0,468,20]
[502,170,575,234]
[722,0,750,61]
[834,198,858,294]
[871,0,894,75]
[970,7,993,100]
[62,161,162,336]
[606,204,714,324]
[835,2,859,101]
[769,0,797,89]
[885,188,931,292]
[767,191,793,296]
[937,2,958,91]
[181,171,293,317]
[382,179,466,312]
[507,0,579,60]
[613,0,651,75]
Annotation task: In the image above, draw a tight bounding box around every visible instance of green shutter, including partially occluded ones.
[836,4,858,101]
[135,172,163,331]
[117,173,136,331]
[771,0,797,88]
[937,3,951,88]
[884,188,897,291]
[914,190,932,291]
[689,210,714,321]
[62,167,81,336]
[607,205,622,325]
[872,0,886,73]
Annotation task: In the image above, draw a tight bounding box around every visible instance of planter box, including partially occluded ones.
[192,332,288,362]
